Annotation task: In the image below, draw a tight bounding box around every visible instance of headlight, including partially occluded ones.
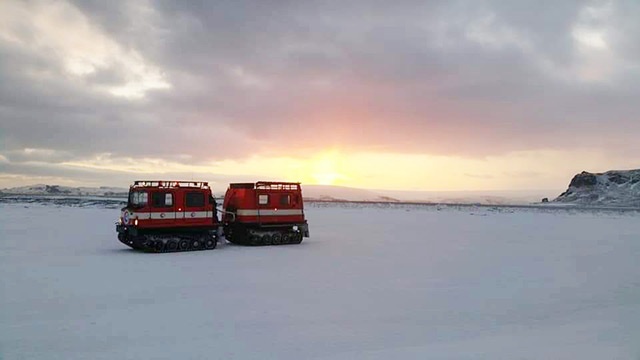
[134,219,139,226]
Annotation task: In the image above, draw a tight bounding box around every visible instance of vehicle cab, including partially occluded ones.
[117,180,219,238]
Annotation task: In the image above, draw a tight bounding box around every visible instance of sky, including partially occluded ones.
[0,0,639,192]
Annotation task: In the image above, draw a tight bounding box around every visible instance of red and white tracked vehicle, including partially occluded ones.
[222,182,310,246]
[116,180,309,252]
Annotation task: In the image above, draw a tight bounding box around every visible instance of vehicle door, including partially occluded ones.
[183,191,208,225]
[275,191,301,222]
[150,190,176,227]
[255,189,272,224]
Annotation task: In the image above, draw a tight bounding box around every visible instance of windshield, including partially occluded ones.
[128,191,148,208]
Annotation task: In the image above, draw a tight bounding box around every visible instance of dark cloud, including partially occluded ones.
[0,161,264,190]
[1,0,639,184]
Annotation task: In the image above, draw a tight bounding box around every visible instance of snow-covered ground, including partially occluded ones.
[1,202,639,359]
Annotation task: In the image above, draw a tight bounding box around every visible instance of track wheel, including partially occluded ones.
[205,237,217,249]
[294,232,303,244]
[167,240,178,252]
[178,239,189,251]
[262,234,273,246]
[282,233,292,244]
[190,239,202,250]
[272,233,282,245]
[154,241,165,252]
[249,234,260,246]
[144,242,156,252]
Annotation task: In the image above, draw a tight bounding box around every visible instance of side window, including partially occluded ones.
[258,194,269,205]
[186,192,205,207]
[152,192,173,207]
[130,191,149,206]
[280,194,290,205]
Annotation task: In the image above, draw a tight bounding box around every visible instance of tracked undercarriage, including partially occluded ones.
[118,231,217,253]
[224,226,304,246]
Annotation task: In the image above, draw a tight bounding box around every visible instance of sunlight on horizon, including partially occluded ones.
[309,151,348,185]
[18,147,634,192]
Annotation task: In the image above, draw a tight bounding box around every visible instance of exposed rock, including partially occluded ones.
[569,171,597,187]
[46,185,60,193]
[554,169,640,207]
[607,172,630,185]
[541,197,549,203]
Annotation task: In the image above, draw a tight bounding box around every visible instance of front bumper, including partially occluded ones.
[116,224,138,236]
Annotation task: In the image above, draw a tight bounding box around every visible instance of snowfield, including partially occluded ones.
[1,202,639,359]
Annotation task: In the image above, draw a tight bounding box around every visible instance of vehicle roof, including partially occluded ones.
[130,180,210,190]
[229,181,301,190]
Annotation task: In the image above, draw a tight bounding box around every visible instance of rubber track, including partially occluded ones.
[225,229,304,246]
[119,233,217,253]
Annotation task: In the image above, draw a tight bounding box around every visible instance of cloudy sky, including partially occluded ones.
[0,0,638,191]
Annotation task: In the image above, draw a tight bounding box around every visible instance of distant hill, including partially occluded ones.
[2,183,548,206]
[302,185,400,202]
[554,169,640,207]
[0,184,128,198]
[303,185,546,205]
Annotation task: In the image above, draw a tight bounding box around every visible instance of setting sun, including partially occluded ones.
[309,151,347,185]
[311,172,342,185]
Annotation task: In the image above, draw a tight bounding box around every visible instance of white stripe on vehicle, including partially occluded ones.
[127,211,213,220]
[236,209,303,216]
[185,211,210,219]
[123,209,301,223]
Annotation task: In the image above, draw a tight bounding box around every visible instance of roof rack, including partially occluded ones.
[229,183,255,189]
[229,181,301,191]
[255,181,300,191]
[132,181,209,189]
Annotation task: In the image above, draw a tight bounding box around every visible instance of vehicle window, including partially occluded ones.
[280,194,290,205]
[152,192,173,207]
[186,192,205,207]
[129,191,148,207]
[258,194,269,205]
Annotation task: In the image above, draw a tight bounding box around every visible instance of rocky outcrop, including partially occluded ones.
[554,169,640,207]
[568,172,597,187]
[45,185,71,194]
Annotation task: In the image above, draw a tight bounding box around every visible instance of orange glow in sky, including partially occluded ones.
[23,148,635,192]
[0,1,638,192]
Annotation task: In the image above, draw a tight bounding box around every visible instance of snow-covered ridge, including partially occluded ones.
[0,184,128,197]
[303,185,546,205]
[1,183,548,206]
[554,169,640,207]
[302,185,398,202]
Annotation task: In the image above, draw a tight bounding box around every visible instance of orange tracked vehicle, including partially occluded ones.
[116,181,219,252]
[116,180,309,252]
[222,181,310,246]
